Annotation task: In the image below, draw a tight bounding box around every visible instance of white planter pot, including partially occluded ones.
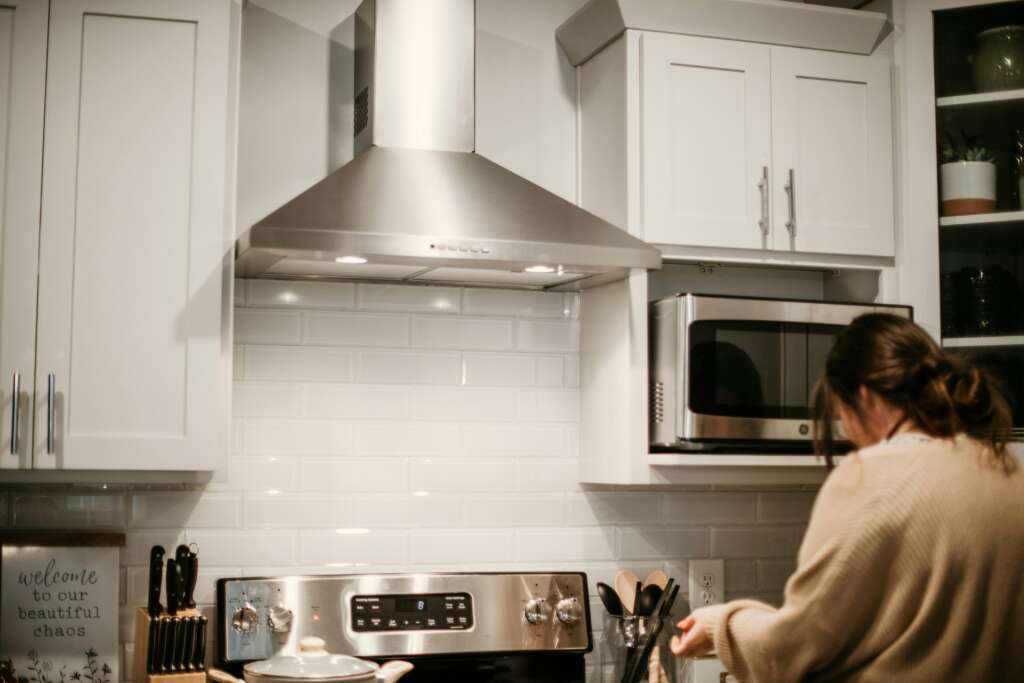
[940,161,997,216]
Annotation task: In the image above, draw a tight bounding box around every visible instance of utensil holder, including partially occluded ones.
[601,613,679,683]
[132,606,207,683]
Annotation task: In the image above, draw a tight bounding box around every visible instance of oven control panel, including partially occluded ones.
[351,592,473,632]
[217,572,591,663]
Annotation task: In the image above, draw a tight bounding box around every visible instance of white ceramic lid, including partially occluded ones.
[245,637,377,681]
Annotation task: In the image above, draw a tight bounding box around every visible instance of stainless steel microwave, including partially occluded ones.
[649,294,912,451]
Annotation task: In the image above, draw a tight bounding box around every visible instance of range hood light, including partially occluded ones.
[525,265,556,274]
[335,255,368,264]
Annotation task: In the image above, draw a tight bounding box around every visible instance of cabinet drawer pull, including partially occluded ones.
[46,373,55,455]
[784,168,797,236]
[10,372,19,455]
[757,166,769,236]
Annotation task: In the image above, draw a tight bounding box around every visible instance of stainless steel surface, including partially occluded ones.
[555,0,891,66]
[267,606,293,634]
[555,598,583,625]
[758,166,769,236]
[220,572,590,662]
[235,1,660,289]
[233,604,260,635]
[649,294,913,449]
[45,373,54,455]
[524,597,552,625]
[10,372,19,455]
[784,169,797,237]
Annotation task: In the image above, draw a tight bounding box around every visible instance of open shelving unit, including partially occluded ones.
[933,1,1024,440]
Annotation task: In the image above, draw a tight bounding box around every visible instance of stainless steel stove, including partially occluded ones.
[216,572,592,682]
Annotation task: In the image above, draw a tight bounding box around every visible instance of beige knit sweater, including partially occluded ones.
[701,435,1024,682]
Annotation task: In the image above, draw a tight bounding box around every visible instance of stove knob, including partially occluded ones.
[232,603,259,634]
[524,597,552,625]
[267,605,293,633]
[555,597,583,626]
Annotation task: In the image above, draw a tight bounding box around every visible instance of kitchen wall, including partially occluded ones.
[0,1,819,677]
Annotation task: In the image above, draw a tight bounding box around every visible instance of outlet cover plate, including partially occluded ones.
[688,559,725,607]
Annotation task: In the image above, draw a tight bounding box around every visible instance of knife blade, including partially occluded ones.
[166,559,179,616]
[147,545,165,617]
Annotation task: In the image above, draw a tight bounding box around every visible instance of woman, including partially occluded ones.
[670,313,1024,682]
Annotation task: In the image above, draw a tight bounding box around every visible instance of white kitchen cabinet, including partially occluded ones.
[641,33,772,250]
[2,0,235,473]
[0,0,47,470]
[770,46,894,257]
[580,30,896,262]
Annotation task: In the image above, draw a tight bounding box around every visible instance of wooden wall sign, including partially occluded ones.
[1,533,124,683]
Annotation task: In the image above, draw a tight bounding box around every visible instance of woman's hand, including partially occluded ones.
[670,609,715,658]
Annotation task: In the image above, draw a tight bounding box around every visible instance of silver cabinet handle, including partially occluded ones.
[46,373,55,454]
[10,372,19,455]
[757,166,769,236]
[784,168,796,236]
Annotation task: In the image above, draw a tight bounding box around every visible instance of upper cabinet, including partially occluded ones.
[580,30,895,260]
[2,0,236,473]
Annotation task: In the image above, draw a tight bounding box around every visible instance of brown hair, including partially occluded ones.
[813,313,1014,471]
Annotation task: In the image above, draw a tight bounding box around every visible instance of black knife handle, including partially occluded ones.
[185,552,198,608]
[147,545,165,617]
[196,616,207,670]
[174,615,189,672]
[146,616,160,674]
[166,616,181,672]
[166,559,179,615]
[152,618,167,673]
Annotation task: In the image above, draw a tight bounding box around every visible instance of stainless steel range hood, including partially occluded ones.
[235,0,661,291]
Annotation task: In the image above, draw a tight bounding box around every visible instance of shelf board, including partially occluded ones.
[648,453,828,467]
[939,210,1024,227]
[942,335,1024,348]
[936,88,1024,108]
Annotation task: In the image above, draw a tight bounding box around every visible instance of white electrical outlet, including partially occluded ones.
[689,559,725,607]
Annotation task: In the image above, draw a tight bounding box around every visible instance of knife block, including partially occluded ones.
[132,606,208,683]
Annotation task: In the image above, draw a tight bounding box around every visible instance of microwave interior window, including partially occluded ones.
[688,321,844,420]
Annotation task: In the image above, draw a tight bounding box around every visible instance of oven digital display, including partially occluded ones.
[351,592,473,632]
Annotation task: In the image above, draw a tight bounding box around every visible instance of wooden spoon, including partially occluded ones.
[614,570,639,615]
[644,569,669,590]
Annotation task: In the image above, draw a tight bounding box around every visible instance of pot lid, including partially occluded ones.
[245,637,377,681]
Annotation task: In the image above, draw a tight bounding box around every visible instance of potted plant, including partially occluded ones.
[940,141,997,216]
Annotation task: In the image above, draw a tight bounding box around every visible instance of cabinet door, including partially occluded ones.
[0,0,47,470]
[641,33,772,250]
[34,0,232,470]
[770,46,894,257]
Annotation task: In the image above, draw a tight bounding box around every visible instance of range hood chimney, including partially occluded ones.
[235,0,661,291]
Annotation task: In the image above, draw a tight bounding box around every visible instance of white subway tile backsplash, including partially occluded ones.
[618,527,710,560]
[460,422,566,456]
[245,418,354,455]
[187,530,297,566]
[724,560,758,592]
[535,355,565,387]
[337,493,466,528]
[757,559,797,591]
[518,457,578,491]
[246,346,355,382]
[462,353,536,387]
[568,493,664,526]
[462,289,568,318]
[306,312,409,347]
[123,530,185,566]
[235,456,299,492]
[517,320,579,352]
[518,528,615,562]
[518,390,579,422]
[358,284,461,313]
[566,355,579,388]
[410,387,518,421]
[412,316,514,350]
[464,494,565,527]
[409,458,517,492]
[130,493,241,529]
[357,350,461,385]
[410,530,516,564]
[233,382,304,417]
[711,526,802,558]
[235,309,302,344]
[354,421,461,455]
[299,530,409,566]
[305,384,411,420]
[248,280,355,309]
[666,493,758,525]
[244,493,334,528]
[759,492,818,522]
[233,345,244,380]
[299,458,409,492]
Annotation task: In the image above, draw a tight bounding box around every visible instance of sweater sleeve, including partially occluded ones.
[700,461,904,683]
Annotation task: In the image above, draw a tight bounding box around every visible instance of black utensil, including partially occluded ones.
[166,558,179,616]
[147,545,165,617]
[623,583,681,683]
[597,582,624,616]
[147,617,163,674]
[181,616,197,671]
[154,617,169,673]
[196,615,208,670]
[632,580,642,616]
[174,614,189,672]
[185,549,198,609]
[637,584,663,617]
[165,616,181,672]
